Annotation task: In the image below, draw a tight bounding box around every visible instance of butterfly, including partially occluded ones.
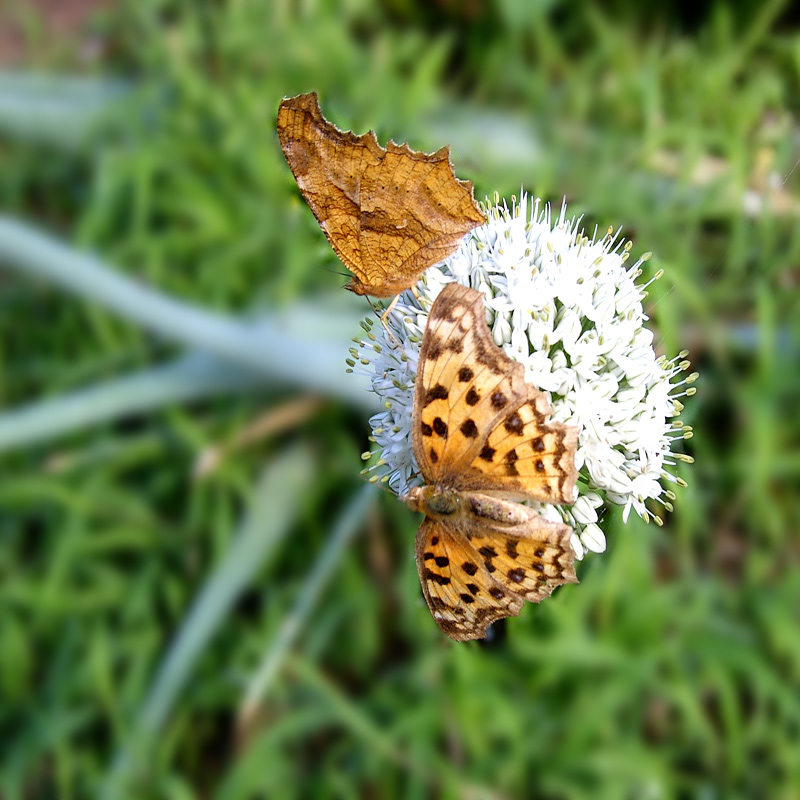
[401,283,580,641]
[276,92,485,300]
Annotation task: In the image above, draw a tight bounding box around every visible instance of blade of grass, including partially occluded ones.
[0,72,129,147]
[101,443,315,799]
[238,483,378,728]
[288,654,506,800]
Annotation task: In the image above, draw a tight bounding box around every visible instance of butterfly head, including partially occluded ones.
[344,277,370,296]
[345,275,413,299]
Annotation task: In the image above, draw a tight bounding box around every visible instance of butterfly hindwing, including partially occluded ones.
[415,517,524,642]
[359,142,485,295]
[462,500,578,604]
[415,496,577,641]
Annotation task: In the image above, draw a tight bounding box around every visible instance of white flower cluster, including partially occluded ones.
[348,194,696,559]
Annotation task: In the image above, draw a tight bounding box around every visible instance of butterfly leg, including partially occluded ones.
[369,295,402,348]
[379,294,400,325]
[379,284,422,343]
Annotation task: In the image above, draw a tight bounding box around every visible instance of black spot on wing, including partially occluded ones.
[491,391,508,409]
[458,366,474,382]
[508,568,526,584]
[460,419,478,438]
[462,561,478,576]
[475,545,498,574]
[423,384,449,407]
[424,569,450,586]
[505,449,519,476]
[504,411,523,435]
[479,445,496,462]
[433,417,448,437]
[465,388,480,406]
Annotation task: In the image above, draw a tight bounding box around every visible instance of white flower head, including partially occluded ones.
[350,193,696,559]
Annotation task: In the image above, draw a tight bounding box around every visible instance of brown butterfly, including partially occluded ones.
[402,283,579,641]
[276,92,485,300]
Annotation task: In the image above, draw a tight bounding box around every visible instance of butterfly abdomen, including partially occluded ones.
[403,485,532,527]
[466,494,532,526]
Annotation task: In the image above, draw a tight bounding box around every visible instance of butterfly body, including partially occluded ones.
[405,485,532,527]
[277,93,485,298]
[402,282,580,641]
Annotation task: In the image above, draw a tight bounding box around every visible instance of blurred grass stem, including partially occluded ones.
[0,352,267,453]
[102,445,314,798]
[238,483,378,729]
[0,217,379,432]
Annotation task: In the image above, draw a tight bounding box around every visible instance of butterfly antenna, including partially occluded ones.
[320,265,352,280]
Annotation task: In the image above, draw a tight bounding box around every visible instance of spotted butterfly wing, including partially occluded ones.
[405,282,579,641]
[415,505,577,641]
[412,282,578,503]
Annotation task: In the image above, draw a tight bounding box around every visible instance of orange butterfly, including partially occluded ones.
[277,93,485,300]
[402,283,579,641]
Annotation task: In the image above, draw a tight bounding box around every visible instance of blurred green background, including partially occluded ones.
[1,1,798,798]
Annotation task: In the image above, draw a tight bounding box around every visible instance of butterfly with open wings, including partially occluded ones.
[402,282,580,641]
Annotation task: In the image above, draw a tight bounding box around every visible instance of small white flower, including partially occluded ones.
[581,523,607,553]
[350,194,695,558]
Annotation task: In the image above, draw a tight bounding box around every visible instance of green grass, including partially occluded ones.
[0,0,798,798]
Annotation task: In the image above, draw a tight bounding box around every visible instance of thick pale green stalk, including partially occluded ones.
[0,216,379,415]
[0,352,265,453]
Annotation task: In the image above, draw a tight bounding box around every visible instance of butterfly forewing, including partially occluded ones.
[461,394,579,504]
[277,93,379,280]
[413,283,578,504]
[412,282,533,484]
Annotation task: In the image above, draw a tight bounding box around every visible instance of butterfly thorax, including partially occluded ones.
[403,485,459,516]
[403,485,534,527]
